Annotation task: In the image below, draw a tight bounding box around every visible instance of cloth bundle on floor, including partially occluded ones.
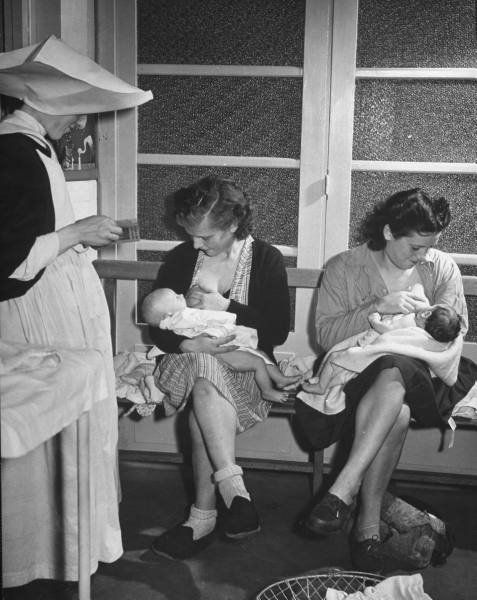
[378,492,454,571]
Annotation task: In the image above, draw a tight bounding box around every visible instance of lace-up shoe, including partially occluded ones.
[305,492,355,535]
[350,534,398,574]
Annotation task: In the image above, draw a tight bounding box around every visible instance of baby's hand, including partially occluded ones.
[368,312,390,334]
[185,285,205,307]
[368,312,381,325]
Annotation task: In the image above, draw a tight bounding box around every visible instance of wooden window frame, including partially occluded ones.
[328,3,477,264]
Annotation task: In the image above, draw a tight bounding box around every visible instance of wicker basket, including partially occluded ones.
[256,569,384,600]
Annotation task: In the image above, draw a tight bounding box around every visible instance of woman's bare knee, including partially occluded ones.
[395,403,411,430]
[373,367,406,400]
[375,366,404,386]
[192,377,214,403]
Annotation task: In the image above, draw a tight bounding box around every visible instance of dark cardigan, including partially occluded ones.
[149,239,291,361]
[0,133,55,300]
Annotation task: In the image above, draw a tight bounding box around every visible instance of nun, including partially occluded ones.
[0,36,151,590]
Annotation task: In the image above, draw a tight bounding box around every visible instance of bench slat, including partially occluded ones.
[92,259,324,288]
[93,259,476,294]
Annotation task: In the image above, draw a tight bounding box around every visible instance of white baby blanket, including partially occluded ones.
[298,328,463,416]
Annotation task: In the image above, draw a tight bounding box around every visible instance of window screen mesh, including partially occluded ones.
[138,165,299,247]
[357,0,477,68]
[138,76,302,158]
[353,80,477,163]
[349,172,476,255]
[138,0,305,66]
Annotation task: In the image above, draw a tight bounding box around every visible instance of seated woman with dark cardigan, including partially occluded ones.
[148,175,292,560]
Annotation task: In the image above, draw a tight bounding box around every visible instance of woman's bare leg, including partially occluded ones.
[152,375,256,555]
[189,377,260,538]
[305,368,410,542]
[354,402,410,540]
[190,377,240,506]
[328,368,408,505]
[188,410,217,510]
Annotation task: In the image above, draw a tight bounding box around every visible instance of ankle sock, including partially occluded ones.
[183,505,217,541]
[214,464,250,508]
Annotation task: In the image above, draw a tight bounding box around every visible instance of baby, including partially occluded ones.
[300,303,462,397]
[368,304,462,342]
[142,288,300,403]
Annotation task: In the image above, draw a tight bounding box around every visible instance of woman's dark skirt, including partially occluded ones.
[295,354,477,451]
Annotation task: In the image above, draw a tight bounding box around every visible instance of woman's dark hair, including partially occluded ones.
[424,306,462,343]
[173,176,252,240]
[361,188,451,250]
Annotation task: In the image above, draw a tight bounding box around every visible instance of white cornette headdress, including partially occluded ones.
[0,35,152,115]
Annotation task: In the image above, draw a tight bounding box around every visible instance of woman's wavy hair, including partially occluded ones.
[424,306,462,343]
[361,188,451,250]
[173,175,252,240]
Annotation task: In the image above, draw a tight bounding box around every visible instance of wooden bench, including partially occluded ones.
[94,258,477,492]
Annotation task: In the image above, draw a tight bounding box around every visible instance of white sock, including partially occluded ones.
[183,505,217,541]
[214,464,250,508]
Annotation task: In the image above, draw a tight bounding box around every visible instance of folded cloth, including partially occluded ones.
[325,573,433,600]
[279,353,315,380]
[114,351,161,403]
[1,340,107,458]
[0,339,61,374]
[451,380,477,420]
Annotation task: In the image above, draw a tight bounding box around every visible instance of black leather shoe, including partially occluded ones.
[151,524,215,559]
[223,496,261,539]
[305,492,354,536]
[350,535,397,574]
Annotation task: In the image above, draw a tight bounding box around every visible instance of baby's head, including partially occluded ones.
[142,288,186,326]
[415,304,462,342]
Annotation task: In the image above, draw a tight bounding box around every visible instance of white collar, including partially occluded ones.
[0,109,50,150]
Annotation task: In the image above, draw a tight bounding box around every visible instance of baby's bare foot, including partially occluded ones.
[262,389,290,403]
[275,374,302,389]
[301,380,322,394]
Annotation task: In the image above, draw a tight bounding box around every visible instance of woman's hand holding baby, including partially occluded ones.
[179,333,239,354]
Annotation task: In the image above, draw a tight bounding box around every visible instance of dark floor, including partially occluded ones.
[4,462,477,599]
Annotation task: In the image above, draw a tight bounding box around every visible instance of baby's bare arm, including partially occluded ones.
[368,311,396,334]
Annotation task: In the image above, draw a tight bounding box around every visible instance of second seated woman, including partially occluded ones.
[149,175,291,559]
[296,188,476,573]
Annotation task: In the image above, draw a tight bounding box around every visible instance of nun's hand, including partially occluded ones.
[75,215,123,247]
[57,215,122,253]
